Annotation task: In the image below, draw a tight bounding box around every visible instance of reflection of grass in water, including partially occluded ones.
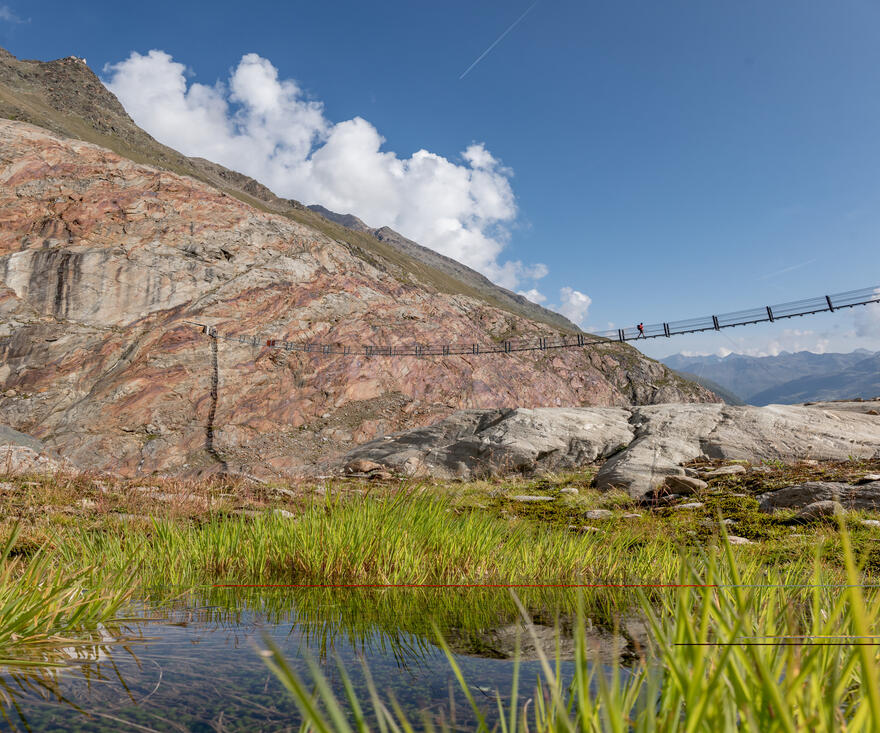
[187,584,646,665]
[0,524,134,667]
[265,526,880,731]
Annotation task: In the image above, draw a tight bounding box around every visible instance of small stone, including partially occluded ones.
[3,389,15,397]
[272,486,297,498]
[77,498,96,509]
[802,459,819,466]
[622,512,642,518]
[511,495,554,502]
[866,409,879,416]
[584,509,612,519]
[856,474,880,484]
[860,519,880,528]
[273,509,295,518]
[726,535,754,545]
[702,464,747,477]
[729,493,747,498]
[796,500,845,520]
[683,467,702,478]
[673,502,704,510]
[345,459,383,474]
[664,475,708,494]
[559,487,579,496]
[0,482,16,492]
[721,518,736,525]
[369,470,395,481]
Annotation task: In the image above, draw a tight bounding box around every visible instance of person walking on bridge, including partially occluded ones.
[636,323,645,338]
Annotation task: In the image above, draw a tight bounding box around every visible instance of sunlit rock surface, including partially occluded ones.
[340,402,880,498]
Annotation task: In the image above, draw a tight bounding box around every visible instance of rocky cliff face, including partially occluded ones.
[0,120,716,477]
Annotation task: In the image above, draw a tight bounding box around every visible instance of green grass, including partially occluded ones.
[47,492,692,588]
[264,523,880,732]
[0,523,133,667]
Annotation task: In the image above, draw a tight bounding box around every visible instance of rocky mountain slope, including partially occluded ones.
[748,352,880,405]
[0,50,716,478]
[0,47,575,332]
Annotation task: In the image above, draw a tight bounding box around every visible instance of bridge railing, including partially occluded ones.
[188,283,880,357]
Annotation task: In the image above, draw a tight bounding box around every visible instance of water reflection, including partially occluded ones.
[1,587,647,731]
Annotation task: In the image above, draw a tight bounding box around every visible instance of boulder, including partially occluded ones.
[345,459,384,475]
[702,464,747,477]
[0,425,65,475]
[796,501,845,520]
[584,509,612,519]
[664,475,708,494]
[726,535,754,545]
[759,481,880,513]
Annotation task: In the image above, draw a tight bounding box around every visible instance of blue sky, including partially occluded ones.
[2,0,879,358]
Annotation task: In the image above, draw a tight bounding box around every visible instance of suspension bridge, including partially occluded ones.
[187,284,880,357]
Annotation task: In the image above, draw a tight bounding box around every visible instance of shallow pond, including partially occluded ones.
[1,587,645,731]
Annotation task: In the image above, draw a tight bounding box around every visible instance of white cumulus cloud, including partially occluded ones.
[517,288,546,304]
[103,50,547,290]
[556,287,592,326]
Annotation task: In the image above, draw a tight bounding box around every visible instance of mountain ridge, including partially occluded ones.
[662,350,880,405]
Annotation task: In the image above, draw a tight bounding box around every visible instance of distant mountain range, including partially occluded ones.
[662,350,880,405]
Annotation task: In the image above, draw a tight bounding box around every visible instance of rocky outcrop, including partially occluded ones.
[340,402,880,498]
[758,481,880,513]
[0,424,65,474]
[0,120,714,478]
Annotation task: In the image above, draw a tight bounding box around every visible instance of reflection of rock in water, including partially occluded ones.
[447,616,650,663]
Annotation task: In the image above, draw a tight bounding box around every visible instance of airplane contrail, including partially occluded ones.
[757,258,818,280]
[459,1,541,80]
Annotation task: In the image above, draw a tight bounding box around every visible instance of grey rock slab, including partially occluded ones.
[338,403,880,501]
[559,487,579,495]
[340,407,634,480]
[0,424,46,453]
[511,495,554,503]
[759,481,880,513]
[796,500,845,520]
[703,464,747,477]
[673,502,704,510]
[664,475,708,494]
[727,535,754,545]
[597,403,880,500]
[861,519,880,528]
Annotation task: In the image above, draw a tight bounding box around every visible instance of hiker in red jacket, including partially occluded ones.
[637,323,645,338]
